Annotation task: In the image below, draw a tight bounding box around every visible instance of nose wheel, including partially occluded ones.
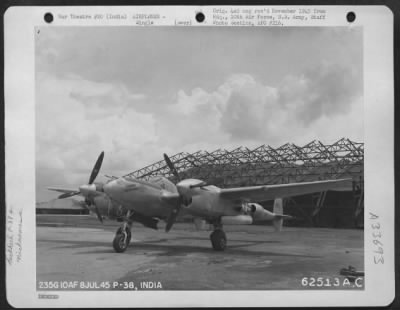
[113,222,132,253]
[210,223,227,251]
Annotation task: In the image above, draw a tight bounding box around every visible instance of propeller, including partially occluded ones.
[165,196,183,232]
[84,197,104,223]
[163,153,183,232]
[163,153,206,232]
[88,151,104,184]
[58,191,81,199]
[86,151,105,223]
[163,153,180,182]
[51,151,105,223]
[90,200,104,223]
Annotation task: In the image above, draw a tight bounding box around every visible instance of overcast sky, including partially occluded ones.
[36,26,363,202]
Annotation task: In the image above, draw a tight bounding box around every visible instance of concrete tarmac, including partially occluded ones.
[37,215,364,290]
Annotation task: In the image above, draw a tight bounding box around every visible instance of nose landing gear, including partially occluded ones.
[210,222,227,251]
[113,225,132,253]
[113,211,133,253]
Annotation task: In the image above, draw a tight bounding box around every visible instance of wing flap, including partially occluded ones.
[219,179,352,201]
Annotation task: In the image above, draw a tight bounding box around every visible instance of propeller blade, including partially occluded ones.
[48,187,78,194]
[89,151,105,184]
[163,153,180,181]
[165,197,182,232]
[94,205,103,223]
[58,191,81,199]
[79,201,91,211]
[83,197,103,223]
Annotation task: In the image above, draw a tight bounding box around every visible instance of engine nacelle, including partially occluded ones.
[247,203,275,221]
[221,215,253,225]
[176,179,205,201]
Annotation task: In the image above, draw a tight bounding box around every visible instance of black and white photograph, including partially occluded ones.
[4,6,394,307]
[35,23,365,290]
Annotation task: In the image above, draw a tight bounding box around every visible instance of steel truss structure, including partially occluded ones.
[126,138,364,188]
[126,138,364,227]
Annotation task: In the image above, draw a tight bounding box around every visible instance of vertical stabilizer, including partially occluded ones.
[273,198,283,232]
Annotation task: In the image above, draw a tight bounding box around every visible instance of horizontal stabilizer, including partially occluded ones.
[274,214,293,219]
[221,215,253,225]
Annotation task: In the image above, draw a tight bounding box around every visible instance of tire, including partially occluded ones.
[116,227,131,244]
[210,229,227,251]
[113,228,131,253]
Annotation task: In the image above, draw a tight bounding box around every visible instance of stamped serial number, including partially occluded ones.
[301,277,363,288]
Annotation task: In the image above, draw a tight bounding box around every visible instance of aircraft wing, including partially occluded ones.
[219,178,352,202]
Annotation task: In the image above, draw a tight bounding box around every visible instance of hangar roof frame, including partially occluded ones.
[125,138,364,188]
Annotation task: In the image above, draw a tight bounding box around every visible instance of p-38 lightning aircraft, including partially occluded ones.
[48,152,350,253]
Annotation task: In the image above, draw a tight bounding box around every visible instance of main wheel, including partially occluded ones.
[113,227,132,253]
[210,229,227,251]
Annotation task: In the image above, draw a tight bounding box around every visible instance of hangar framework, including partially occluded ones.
[125,138,364,227]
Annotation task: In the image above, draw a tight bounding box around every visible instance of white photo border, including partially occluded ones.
[4,5,394,307]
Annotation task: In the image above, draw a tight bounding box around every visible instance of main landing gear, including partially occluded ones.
[210,222,227,251]
[113,211,133,253]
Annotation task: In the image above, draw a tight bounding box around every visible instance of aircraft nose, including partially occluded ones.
[103,179,123,198]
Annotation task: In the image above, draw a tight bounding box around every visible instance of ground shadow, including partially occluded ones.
[38,238,319,258]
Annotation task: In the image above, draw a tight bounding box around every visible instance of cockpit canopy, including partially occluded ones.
[148,176,177,193]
